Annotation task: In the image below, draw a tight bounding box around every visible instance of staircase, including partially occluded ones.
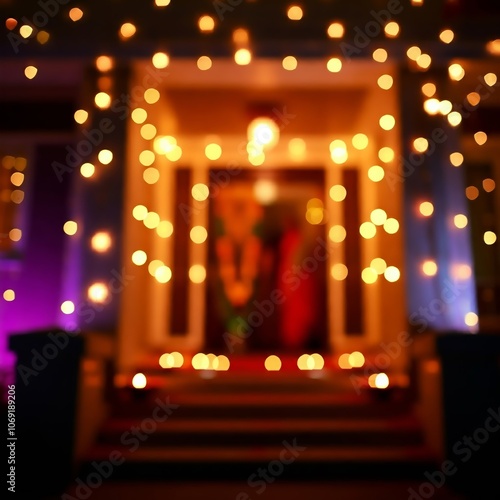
[80,369,438,483]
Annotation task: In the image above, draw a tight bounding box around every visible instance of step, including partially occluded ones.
[97,416,423,447]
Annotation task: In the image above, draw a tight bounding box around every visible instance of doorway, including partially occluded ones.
[205,169,328,354]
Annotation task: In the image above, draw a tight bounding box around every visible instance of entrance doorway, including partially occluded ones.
[205,169,328,354]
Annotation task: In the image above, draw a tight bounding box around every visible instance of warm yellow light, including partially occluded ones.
[69,8,83,22]
[465,186,479,201]
[447,111,462,127]
[132,250,147,266]
[37,31,50,44]
[24,66,38,80]
[311,353,325,370]
[378,147,394,163]
[351,133,369,150]
[362,267,378,284]
[156,220,173,238]
[288,138,306,160]
[91,232,112,253]
[411,0,424,5]
[484,231,497,245]
[232,28,249,45]
[327,22,344,38]
[422,83,436,97]
[205,143,222,160]
[3,289,15,302]
[338,353,352,370]
[143,167,160,185]
[159,353,174,369]
[374,373,390,389]
[166,146,182,162]
[464,312,478,328]
[416,54,431,69]
[264,355,282,371]
[132,373,147,389]
[249,152,265,166]
[63,220,78,236]
[131,108,147,124]
[326,57,342,73]
[95,92,111,109]
[422,260,438,276]
[253,179,278,205]
[483,178,496,193]
[331,263,348,281]
[155,0,171,6]
[449,152,464,168]
[74,109,88,125]
[329,184,347,202]
[282,56,298,71]
[348,351,365,368]
[370,209,387,226]
[11,190,25,204]
[88,283,109,303]
[141,124,157,140]
[368,165,385,182]
[384,21,399,38]
[192,183,210,201]
[413,137,429,153]
[248,118,280,150]
[80,163,95,179]
[448,63,465,81]
[216,355,230,371]
[98,149,113,165]
[379,114,396,131]
[132,205,148,221]
[297,354,310,370]
[139,150,155,167]
[419,201,434,217]
[377,74,393,90]
[189,265,206,283]
[486,39,500,56]
[474,131,488,146]
[152,136,176,156]
[383,218,399,234]
[192,353,209,370]
[198,15,215,32]
[466,92,480,107]
[155,265,172,283]
[197,56,212,71]
[61,300,75,314]
[10,172,24,187]
[235,48,252,65]
[329,225,346,243]
[152,52,169,69]
[424,98,441,115]
[20,25,33,38]
[451,264,472,280]
[439,29,454,44]
[9,229,21,242]
[144,88,160,105]
[143,212,160,229]
[306,208,324,225]
[329,139,348,164]
[372,48,388,63]
[95,55,113,72]
[120,22,136,39]
[287,5,303,20]
[406,46,421,61]
[484,73,497,86]
[384,266,400,282]
[439,100,452,115]
[190,226,208,244]
[370,258,387,275]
